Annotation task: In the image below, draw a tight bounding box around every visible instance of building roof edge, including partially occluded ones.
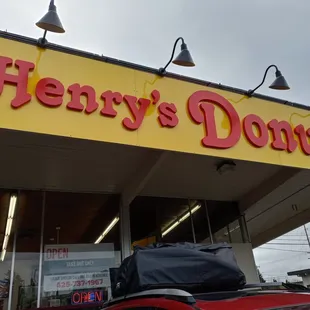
[0,31,309,111]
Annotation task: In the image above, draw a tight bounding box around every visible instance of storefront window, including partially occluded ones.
[0,192,12,310]
[1,190,121,310]
[40,192,120,307]
[214,219,243,244]
[13,191,41,310]
[130,197,242,247]
[130,197,200,246]
[0,191,42,310]
[0,254,11,310]
[1,190,249,310]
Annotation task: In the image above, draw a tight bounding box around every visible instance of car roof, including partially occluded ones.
[103,286,310,309]
[195,292,310,310]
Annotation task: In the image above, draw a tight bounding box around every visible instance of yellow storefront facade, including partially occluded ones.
[1,33,310,169]
[0,31,309,310]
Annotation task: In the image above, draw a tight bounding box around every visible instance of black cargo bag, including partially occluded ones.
[112,242,246,298]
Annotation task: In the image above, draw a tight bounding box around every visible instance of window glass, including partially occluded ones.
[214,219,243,243]
[1,191,121,310]
[130,197,200,246]
[130,197,241,246]
[40,192,120,307]
[0,191,42,310]
[0,192,13,310]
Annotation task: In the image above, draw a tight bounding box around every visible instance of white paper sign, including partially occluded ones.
[43,272,110,292]
[44,244,114,261]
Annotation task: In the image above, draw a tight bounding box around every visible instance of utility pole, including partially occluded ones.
[304,225,310,249]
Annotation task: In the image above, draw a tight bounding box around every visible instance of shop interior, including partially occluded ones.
[0,190,245,310]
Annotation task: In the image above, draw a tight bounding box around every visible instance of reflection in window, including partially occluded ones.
[130,197,241,247]
[130,197,199,246]
[0,192,14,310]
[0,191,41,310]
[40,192,120,307]
[214,219,243,244]
[0,190,121,310]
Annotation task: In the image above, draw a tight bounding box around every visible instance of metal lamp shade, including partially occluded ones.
[36,1,65,33]
[172,43,195,67]
[269,72,290,90]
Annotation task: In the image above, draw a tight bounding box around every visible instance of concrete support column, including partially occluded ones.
[119,200,131,260]
[239,214,251,243]
[118,151,168,259]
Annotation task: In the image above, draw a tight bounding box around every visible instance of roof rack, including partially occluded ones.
[102,288,196,308]
[242,282,310,292]
[244,282,283,289]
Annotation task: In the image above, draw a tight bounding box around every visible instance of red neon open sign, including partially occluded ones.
[71,290,104,305]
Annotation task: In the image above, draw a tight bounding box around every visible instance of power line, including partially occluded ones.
[276,238,308,241]
[259,247,308,253]
[267,242,310,246]
[283,234,310,237]
[257,253,305,265]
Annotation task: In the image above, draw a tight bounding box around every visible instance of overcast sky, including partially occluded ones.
[254,223,310,283]
[1,0,310,106]
[1,0,310,282]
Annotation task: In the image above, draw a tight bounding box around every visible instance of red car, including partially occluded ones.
[103,284,310,310]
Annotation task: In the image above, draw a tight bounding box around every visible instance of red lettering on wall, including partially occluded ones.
[100,90,122,117]
[2,55,310,158]
[36,78,64,107]
[295,125,310,155]
[188,90,241,149]
[268,119,298,153]
[67,84,99,113]
[243,114,269,148]
[151,89,160,105]
[0,56,34,108]
[123,95,151,130]
[158,102,178,128]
